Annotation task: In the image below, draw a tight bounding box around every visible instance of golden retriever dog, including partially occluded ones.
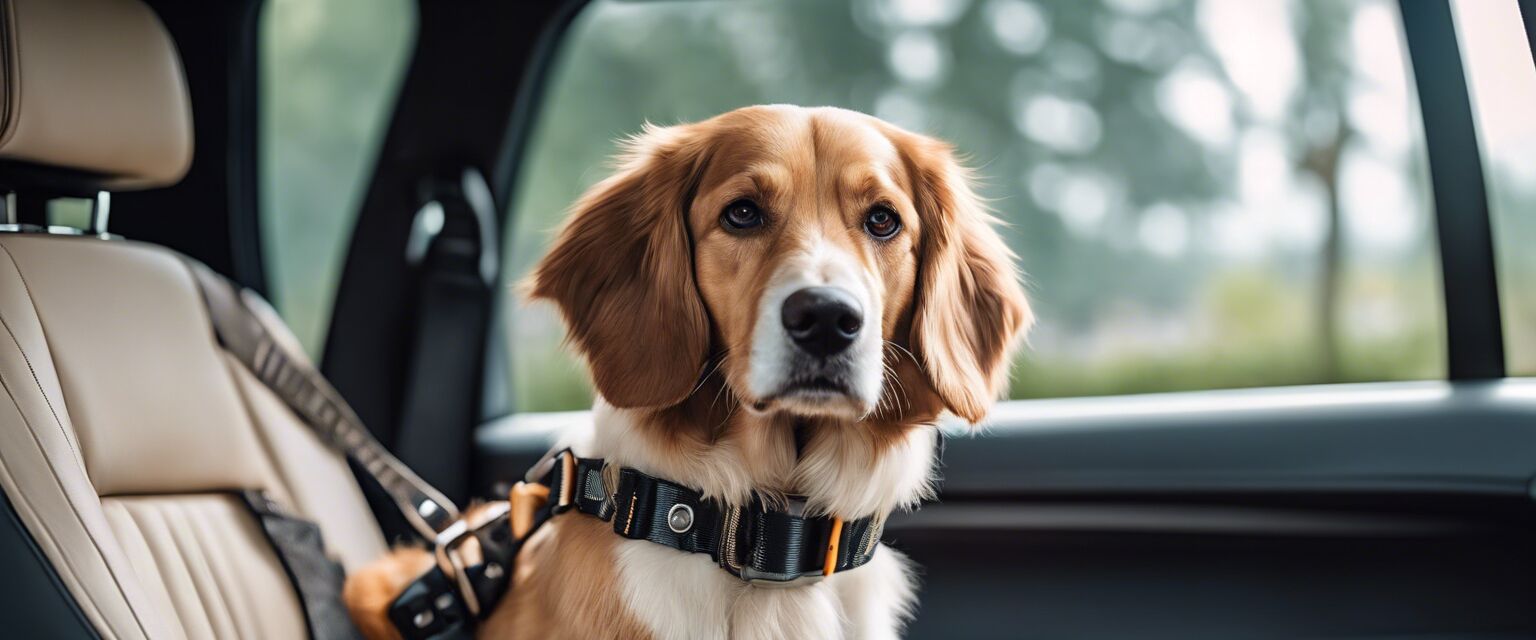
[345,105,1031,639]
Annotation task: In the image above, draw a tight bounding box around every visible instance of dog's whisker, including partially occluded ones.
[716,388,740,431]
[689,350,731,399]
[884,340,920,369]
[709,376,732,414]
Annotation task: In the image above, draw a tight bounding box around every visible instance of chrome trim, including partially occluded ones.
[88,191,110,236]
[405,200,445,264]
[740,567,824,588]
[460,168,499,286]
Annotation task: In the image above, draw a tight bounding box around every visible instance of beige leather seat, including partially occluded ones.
[0,0,387,637]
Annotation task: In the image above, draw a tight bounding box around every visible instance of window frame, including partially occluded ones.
[1400,0,1507,380]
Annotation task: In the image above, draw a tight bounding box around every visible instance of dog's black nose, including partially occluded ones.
[781,287,863,358]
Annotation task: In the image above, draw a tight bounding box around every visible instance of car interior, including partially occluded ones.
[2,0,1535,638]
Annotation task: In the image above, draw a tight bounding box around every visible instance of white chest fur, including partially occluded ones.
[558,400,933,639]
[614,535,915,640]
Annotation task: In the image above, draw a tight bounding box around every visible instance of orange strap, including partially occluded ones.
[822,517,844,577]
[508,481,550,540]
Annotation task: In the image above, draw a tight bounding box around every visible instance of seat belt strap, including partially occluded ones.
[187,260,461,540]
[396,168,499,505]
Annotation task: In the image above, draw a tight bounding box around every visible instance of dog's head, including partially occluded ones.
[530,105,1031,424]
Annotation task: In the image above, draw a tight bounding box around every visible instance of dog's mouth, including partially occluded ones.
[752,374,863,416]
[786,375,849,396]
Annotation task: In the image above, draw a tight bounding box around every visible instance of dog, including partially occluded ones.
[344,105,1032,639]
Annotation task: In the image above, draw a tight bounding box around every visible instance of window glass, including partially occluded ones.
[1452,0,1536,376]
[259,0,415,355]
[503,0,1444,413]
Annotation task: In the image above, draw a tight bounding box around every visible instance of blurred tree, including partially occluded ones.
[1290,1,1355,381]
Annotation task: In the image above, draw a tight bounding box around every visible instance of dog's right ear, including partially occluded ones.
[528,124,712,409]
[899,132,1032,425]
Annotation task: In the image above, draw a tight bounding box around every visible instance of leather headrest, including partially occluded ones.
[0,0,192,191]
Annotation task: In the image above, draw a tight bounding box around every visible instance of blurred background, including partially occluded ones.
[259,0,1535,416]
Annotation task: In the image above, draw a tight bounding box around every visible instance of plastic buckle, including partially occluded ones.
[554,451,576,511]
[509,481,550,540]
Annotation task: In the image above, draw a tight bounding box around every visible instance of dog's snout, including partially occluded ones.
[781,287,863,358]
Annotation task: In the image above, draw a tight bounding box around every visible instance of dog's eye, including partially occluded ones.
[864,207,901,240]
[721,199,764,231]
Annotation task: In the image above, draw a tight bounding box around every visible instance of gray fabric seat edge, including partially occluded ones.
[0,0,388,637]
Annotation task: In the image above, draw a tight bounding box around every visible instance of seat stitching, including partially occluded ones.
[185,499,261,640]
[123,500,215,639]
[0,453,113,639]
[0,349,150,640]
[0,239,156,639]
[101,500,189,640]
[164,501,240,640]
[0,242,82,467]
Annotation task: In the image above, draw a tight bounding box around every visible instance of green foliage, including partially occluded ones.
[260,0,415,355]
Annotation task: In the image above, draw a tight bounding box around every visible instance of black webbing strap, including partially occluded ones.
[608,467,881,583]
[187,261,461,542]
[242,491,359,640]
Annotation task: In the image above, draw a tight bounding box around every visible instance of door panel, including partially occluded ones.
[477,380,1536,637]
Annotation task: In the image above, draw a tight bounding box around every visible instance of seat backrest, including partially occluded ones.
[0,0,387,637]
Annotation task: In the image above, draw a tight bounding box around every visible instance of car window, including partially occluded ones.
[259,0,415,355]
[1451,0,1536,376]
[501,0,1445,413]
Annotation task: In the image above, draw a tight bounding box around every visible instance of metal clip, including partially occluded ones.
[432,501,511,617]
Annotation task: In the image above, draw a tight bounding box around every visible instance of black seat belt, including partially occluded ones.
[396,168,499,505]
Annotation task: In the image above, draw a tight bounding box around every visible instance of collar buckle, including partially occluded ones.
[731,497,845,587]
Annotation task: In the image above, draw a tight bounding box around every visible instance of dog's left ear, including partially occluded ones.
[901,135,1033,424]
[527,123,712,409]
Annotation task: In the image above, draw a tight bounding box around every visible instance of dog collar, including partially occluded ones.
[389,449,884,639]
